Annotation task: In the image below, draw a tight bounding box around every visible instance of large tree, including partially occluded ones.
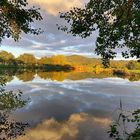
[0,0,42,42]
[0,50,14,62]
[0,50,17,65]
[17,53,36,65]
[59,0,140,67]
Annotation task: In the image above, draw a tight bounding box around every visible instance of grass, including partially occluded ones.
[129,70,140,74]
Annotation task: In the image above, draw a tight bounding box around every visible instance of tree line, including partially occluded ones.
[0,51,70,67]
[0,50,140,71]
[1,0,140,140]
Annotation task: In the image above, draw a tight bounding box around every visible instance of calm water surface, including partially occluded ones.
[4,71,140,140]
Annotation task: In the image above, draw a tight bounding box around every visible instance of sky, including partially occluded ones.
[1,0,100,58]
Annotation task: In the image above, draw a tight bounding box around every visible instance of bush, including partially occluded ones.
[108,101,140,140]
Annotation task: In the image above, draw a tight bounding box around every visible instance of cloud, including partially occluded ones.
[1,0,98,58]
[29,0,84,16]
[16,113,112,140]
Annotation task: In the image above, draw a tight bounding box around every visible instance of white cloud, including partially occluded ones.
[1,0,97,58]
[60,40,66,44]
[29,0,84,16]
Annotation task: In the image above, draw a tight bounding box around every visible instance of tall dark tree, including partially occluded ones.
[0,1,42,139]
[59,0,140,67]
[0,0,43,42]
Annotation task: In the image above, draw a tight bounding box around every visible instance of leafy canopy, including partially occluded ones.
[17,53,36,64]
[0,50,15,61]
[0,0,43,42]
[59,0,140,67]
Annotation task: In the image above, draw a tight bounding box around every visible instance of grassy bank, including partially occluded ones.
[129,70,140,74]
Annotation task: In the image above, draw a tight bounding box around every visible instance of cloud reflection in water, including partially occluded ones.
[7,77,140,140]
[16,113,112,140]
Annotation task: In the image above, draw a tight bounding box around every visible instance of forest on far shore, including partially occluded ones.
[0,50,140,74]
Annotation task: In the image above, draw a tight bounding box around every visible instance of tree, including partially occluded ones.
[17,53,36,65]
[51,55,67,65]
[38,57,51,65]
[0,0,42,42]
[0,50,15,64]
[108,107,140,140]
[59,0,140,67]
[126,60,140,70]
[0,1,41,139]
[0,77,29,140]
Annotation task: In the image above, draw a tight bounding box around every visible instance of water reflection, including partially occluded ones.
[0,69,140,83]
[2,70,140,140]
[7,77,140,140]
[0,79,29,140]
[16,71,36,82]
[37,71,67,81]
[16,113,112,140]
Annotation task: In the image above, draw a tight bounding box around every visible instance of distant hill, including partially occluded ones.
[66,55,102,66]
[0,50,138,69]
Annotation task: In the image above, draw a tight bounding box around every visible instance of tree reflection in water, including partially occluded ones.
[16,71,35,82]
[0,77,29,140]
[1,68,140,83]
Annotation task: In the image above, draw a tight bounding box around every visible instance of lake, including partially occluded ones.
[2,70,140,140]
